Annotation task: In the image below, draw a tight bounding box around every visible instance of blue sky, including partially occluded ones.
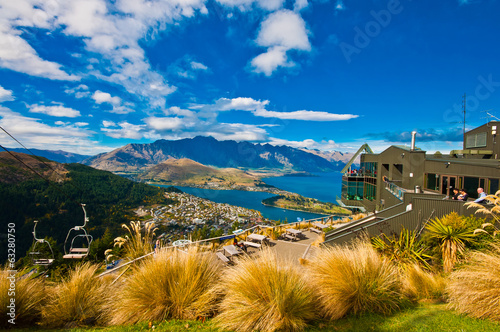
[0,0,499,156]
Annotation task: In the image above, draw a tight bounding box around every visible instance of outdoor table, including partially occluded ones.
[247,233,268,243]
[223,244,243,257]
[313,222,329,229]
[286,228,303,239]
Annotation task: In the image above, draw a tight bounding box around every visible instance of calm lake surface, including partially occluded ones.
[158,172,343,222]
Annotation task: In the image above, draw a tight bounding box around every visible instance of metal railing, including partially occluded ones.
[385,181,405,201]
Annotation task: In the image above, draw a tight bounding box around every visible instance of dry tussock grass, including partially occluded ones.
[308,239,405,319]
[41,262,111,328]
[447,243,500,321]
[0,267,45,327]
[108,246,220,325]
[402,264,446,301]
[215,249,316,332]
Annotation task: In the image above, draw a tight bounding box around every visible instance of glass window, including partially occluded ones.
[465,132,487,148]
[463,177,480,199]
[425,173,440,191]
[489,179,499,194]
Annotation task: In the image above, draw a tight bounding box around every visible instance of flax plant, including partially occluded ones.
[215,249,316,332]
[108,246,220,325]
[0,267,45,327]
[112,220,157,260]
[371,228,431,270]
[447,243,500,321]
[308,239,405,320]
[425,214,476,273]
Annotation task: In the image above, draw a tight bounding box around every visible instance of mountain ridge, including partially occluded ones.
[83,136,344,173]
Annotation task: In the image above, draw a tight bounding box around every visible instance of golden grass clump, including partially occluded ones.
[308,239,405,319]
[41,262,111,327]
[446,243,500,321]
[215,249,316,332]
[108,246,220,325]
[402,264,446,301]
[0,267,45,327]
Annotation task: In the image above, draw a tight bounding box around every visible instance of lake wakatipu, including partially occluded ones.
[158,172,343,222]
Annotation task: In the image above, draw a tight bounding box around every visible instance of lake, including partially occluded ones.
[157,172,343,222]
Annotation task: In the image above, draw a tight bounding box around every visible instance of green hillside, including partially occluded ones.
[0,153,176,264]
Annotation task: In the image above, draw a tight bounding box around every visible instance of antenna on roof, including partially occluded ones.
[462,93,466,136]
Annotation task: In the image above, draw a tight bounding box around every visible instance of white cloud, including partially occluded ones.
[0,85,14,102]
[0,0,211,107]
[102,120,117,128]
[190,61,208,70]
[92,90,134,114]
[65,84,90,99]
[335,0,345,11]
[29,104,81,118]
[101,121,146,139]
[250,46,291,76]
[251,10,310,75]
[205,123,268,141]
[0,28,80,81]
[145,116,184,131]
[294,0,308,11]
[256,10,310,51]
[214,97,269,111]
[92,90,121,105]
[0,106,109,154]
[74,122,88,127]
[216,0,284,11]
[197,97,358,121]
[269,137,342,150]
[254,109,358,121]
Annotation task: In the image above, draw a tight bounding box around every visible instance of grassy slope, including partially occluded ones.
[12,304,499,331]
[138,158,261,187]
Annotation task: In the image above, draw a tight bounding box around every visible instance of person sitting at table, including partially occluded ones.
[458,189,469,201]
[474,187,487,203]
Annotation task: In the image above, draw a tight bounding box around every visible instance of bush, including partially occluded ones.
[0,267,45,327]
[108,246,220,325]
[447,243,500,321]
[308,239,406,319]
[41,262,111,327]
[402,264,446,301]
[215,249,316,332]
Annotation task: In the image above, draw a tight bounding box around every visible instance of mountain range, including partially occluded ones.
[83,136,345,173]
[7,148,90,164]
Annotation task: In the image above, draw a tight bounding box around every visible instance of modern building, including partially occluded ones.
[325,121,499,245]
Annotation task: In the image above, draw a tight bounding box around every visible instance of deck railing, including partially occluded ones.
[385,181,405,201]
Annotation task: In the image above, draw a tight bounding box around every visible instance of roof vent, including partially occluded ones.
[411,131,417,151]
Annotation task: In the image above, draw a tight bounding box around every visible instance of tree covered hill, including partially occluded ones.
[0,152,176,263]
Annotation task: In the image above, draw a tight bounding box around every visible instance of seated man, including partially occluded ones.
[474,187,487,203]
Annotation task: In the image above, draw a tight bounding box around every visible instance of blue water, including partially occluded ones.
[156,172,343,222]
[262,172,343,203]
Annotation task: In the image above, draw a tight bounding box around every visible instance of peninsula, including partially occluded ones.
[262,194,352,216]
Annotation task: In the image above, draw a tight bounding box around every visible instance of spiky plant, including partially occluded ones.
[41,262,112,327]
[215,249,316,332]
[108,246,220,325]
[113,220,157,260]
[0,267,45,327]
[425,214,476,273]
[308,239,405,320]
[447,243,500,321]
[371,228,431,270]
[466,190,500,238]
